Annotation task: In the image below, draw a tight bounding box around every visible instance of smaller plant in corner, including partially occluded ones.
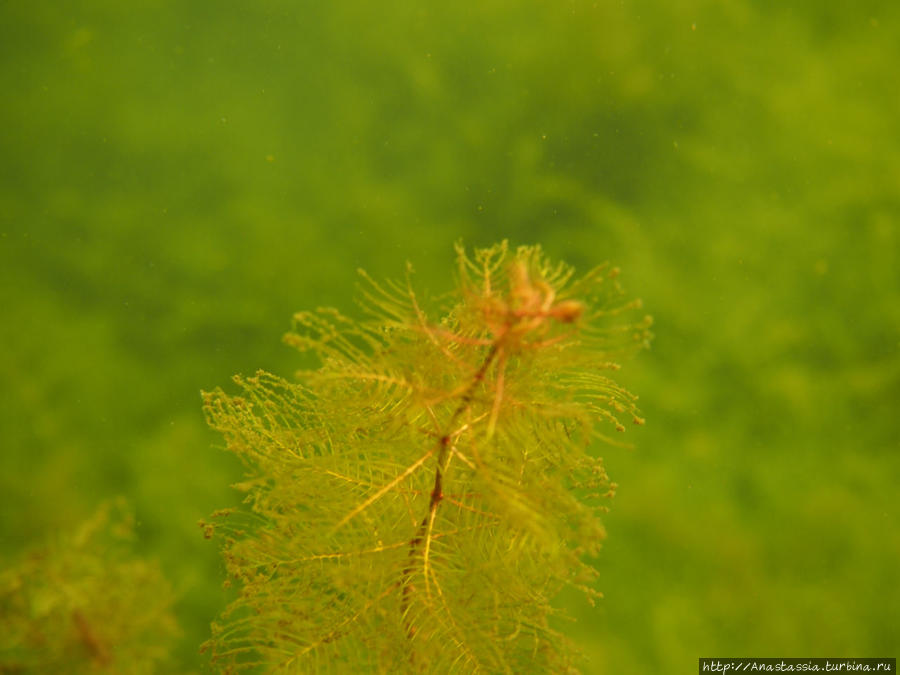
[0,499,179,673]
[200,241,652,672]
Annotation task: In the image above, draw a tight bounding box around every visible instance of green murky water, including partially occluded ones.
[1,2,897,672]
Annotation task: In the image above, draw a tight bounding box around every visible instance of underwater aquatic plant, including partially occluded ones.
[0,499,179,673]
[201,241,651,673]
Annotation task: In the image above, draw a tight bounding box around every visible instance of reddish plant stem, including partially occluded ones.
[400,344,499,642]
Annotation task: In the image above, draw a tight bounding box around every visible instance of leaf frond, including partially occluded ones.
[202,242,649,672]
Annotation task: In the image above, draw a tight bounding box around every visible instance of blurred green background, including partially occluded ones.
[1,1,898,672]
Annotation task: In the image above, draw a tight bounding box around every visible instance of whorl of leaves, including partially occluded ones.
[201,242,651,673]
